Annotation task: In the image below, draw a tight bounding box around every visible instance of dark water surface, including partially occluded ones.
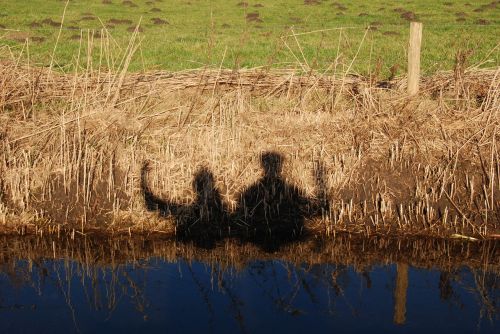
[0,237,499,333]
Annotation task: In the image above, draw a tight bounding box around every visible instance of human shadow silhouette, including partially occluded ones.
[231,151,329,251]
[141,152,329,251]
[141,161,228,248]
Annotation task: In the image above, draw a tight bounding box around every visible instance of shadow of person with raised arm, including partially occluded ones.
[141,161,228,248]
[231,151,329,252]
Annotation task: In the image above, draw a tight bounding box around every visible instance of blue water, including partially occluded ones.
[0,258,499,333]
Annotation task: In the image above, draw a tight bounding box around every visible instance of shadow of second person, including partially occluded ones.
[232,151,325,250]
[141,161,227,248]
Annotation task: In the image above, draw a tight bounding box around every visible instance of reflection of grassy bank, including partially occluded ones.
[0,39,498,240]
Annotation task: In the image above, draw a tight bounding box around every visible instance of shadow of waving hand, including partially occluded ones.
[141,161,228,248]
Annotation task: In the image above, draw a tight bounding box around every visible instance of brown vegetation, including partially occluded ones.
[0,37,498,243]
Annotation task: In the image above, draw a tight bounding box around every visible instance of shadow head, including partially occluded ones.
[261,151,284,177]
[192,166,217,194]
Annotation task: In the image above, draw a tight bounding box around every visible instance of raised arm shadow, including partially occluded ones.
[141,161,228,247]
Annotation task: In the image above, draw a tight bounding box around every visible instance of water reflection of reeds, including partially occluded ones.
[0,235,499,328]
[1,235,498,271]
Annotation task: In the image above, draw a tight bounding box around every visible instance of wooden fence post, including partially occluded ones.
[408,22,423,96]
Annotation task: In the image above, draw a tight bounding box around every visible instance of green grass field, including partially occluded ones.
[0,0,499,75]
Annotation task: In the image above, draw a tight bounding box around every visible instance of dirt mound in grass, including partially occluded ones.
[400,11,417,21]
[475,18,490,25]
[28,21,42,28]
[41,18,60,27]
[151,18,168,25]
[246,12,262,22]
[122,0,138,7]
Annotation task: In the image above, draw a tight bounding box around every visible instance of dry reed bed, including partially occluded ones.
[0,59,499,240]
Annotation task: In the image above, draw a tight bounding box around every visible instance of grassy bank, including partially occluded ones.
[0,0,499,73]
[0,33,498,242]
